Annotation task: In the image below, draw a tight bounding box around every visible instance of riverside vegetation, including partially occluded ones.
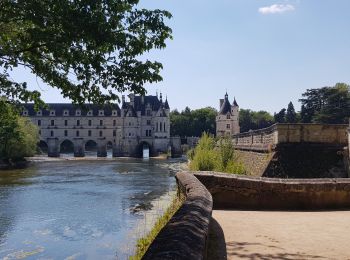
[130,191,185,260]
[188,133,245,174]
[0,99,39,166]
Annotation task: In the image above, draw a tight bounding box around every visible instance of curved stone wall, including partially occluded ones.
[143,172,213,260]
[194,172,350,210]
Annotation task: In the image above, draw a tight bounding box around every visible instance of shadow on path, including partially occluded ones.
[226,241,325,260]
[207,217,227,260]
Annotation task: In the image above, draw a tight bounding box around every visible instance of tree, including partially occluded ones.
[170,107,217,137]
[274,108,286,123]
[239,109,275,132]
[299,83,350,124]
[286,102,297,123]
[0,99,39,160]
[0,1,172,108]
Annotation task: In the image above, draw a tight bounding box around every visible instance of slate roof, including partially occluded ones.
[22,103,121,116]
[122,95,169,116]
[219,94,232,115]
[233,97,239,107]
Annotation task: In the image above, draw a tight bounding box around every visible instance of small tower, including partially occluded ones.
[216,92,240,137]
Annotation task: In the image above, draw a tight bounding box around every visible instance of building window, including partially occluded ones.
[146,130,152,137]
[51,120,54,126]
[100,120,103,126]
[65,120,68,126]
[76,130,79,137]
[147,120,151,125]
[164,122,166,132]
[113,120,116,126]
[160,122,162,132]
[88,120,92,126]
[88,130,92,137]
[37,110,42,116]
[23,111,28,116]
[146,110,151,116]
[77,120,80,126]
[76,110,81,116]
[99,110,104,116]
[50,130,54,137]
[129,132,131,136]
[113,130,116,137]
[87,110,92,116]
[64,110,69,116]
[37,120,41,126]
[227,124,230,129]
[99,131,103,137]
[50,110,55,116]
[156,122,158,132]
[227,114,231,119]
[64,130,68,137]
[39,130,41,135]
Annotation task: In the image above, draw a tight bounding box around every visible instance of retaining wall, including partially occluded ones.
[194,172,350,210]
[143,172,213,260]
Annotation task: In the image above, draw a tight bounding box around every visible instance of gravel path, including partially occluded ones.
[208,210,350,260]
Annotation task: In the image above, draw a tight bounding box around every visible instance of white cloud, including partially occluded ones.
[258,4,295,15]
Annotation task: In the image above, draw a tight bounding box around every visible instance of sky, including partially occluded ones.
[11,0,350,114]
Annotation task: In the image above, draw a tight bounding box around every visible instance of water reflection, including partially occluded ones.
[0,158,180,259]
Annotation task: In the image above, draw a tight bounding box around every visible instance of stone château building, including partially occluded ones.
[23,93,181,157]
[216,92,240,136]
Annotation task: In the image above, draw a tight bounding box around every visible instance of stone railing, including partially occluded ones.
[143,172,213,260]
[233,123,348,152]
[195,172,350,210]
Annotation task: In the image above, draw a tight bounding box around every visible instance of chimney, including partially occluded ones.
[220,99,224,108]
[141,95,144,104]
[122,95,125,104]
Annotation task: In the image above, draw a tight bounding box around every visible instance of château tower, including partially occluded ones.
[216,92,240,136]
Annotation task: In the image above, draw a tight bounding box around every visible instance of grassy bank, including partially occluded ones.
[130,191,185,260]
[188,133,245,174]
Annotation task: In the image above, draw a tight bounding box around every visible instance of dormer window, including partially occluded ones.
[63,110,69,116]
[99,110,104,116]
[36,110,42,116]
[227,114,231,119]
[112,110,117,116]
[75,109,81,116]
[87,110,93,116]
[50,110,55,116]
[146,110,151,116]
[23,110,28,116]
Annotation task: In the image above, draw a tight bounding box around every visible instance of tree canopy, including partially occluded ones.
[0,0,172,108]
[170,107,217,137]
[299,83,350,124]
[239,109,274,132]
[0,99,39,160]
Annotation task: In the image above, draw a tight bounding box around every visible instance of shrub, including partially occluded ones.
[189,133,246,174]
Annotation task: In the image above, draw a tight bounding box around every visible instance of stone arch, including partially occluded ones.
[38,140,48,154]
[85,140,98,151]
[60,139,74,154]
[137,141,153,158]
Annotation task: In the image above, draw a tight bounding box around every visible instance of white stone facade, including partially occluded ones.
[216,93,240,137]
[23,93,181,157]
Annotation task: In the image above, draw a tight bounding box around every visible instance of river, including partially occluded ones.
[0,157,185,259]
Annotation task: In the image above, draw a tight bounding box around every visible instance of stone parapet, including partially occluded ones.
[233,123,348,152]
[143,172,213,260]
[194,172,350,210]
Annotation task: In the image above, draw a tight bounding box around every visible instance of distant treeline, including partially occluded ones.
[170,83,350,137]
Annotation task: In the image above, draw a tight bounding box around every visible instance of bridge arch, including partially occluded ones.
[60,139,74,154]
[38,140,48,154]
[137,141,153,158]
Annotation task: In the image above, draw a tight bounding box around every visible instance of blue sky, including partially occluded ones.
[12,0,350,113]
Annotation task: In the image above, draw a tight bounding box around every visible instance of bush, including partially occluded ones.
[189,133,246,174]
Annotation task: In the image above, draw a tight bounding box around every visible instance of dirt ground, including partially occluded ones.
[208,210,350,260]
